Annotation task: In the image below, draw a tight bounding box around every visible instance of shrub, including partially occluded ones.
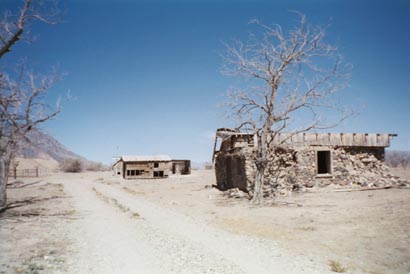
[329,260,347,273]
[60,158,83,173]
[85,162,105,171]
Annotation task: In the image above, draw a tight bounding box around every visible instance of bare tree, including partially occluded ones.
[386,150,410,169]
[0,0,59,58]
[0,0,60,208]
[221,13,351,204]
[400,152,410,170]
[386,151,401,168]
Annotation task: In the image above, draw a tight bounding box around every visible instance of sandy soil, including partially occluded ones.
[0,178,73,273]
[391,167,410,180]
[1,169,409,274]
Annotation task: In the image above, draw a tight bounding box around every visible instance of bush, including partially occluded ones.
[85,162,105,171]
[60,158,83,173]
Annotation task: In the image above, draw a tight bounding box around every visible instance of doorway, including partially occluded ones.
[317,150,331,175]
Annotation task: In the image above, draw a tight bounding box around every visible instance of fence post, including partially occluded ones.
[0,159,6,207]
[14,166,17,179]
[36,167,39,177]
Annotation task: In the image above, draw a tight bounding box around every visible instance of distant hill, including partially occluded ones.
[15,129,104,171]
[17,129,87,163]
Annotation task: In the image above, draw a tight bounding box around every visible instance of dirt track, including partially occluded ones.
[1,170,410,274]
[61,176,328,274]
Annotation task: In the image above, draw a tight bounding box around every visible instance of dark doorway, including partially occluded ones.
[317,151,331,174]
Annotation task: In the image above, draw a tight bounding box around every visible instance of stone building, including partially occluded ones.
[213,128,405,196]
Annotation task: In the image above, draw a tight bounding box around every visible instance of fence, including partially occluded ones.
[8,167,49,178]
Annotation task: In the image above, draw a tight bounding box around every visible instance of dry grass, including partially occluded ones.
[296,226,316,231]
[329,260,347,273]
[122,186,145,195]
[92,187,141,219]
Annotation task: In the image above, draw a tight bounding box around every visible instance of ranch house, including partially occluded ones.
[113,155,171,179]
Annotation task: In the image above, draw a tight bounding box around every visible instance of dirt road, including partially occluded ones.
[2,170,409,274]
[61,178,333,274]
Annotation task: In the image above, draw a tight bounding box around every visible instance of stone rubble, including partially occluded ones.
[217,146,410,198]
[222,188,251,200]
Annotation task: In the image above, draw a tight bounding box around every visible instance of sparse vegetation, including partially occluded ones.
[85,162,107,171]
[26,263,44,274]
[122,186,145,195]
[329,260,347,273]
[386,150,410,169]
[297,226,316,231]
[95,178,119,186]
[60,158,83,173]
[92,187,140,219]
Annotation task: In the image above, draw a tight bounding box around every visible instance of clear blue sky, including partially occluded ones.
[2,0,409,164]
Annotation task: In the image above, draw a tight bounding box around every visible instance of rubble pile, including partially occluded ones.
[243,147,410,197]
[222,188,251,200]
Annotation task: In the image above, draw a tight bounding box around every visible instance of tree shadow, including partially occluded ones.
[0,195,66,216]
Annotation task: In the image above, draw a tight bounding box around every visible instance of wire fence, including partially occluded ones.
[8,168,50,178]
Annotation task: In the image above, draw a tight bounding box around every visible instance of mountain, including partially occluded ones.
[17,129,87,163]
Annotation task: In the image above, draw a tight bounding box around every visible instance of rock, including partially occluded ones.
[305,181,315,188]
[360,181,369,187]
[292,183,301,191]
[224,188,250,199]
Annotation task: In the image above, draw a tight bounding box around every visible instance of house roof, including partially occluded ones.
[271,132,397,148]
[215,128,397,148]
[121,155,171,162]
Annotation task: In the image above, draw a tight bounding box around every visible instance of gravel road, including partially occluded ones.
[61,178,334,274]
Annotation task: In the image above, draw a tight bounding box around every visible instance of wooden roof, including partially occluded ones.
[271,132,396,147]
[215,129,397,148]
[121,155,171,162]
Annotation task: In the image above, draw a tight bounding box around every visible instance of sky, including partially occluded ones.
[1,0,409,165]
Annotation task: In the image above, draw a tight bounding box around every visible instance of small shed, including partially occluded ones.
[112,159,123,176]
[114,155,171,179]
[171,160,191,175]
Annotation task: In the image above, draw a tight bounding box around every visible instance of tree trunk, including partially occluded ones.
[252,165,265,204]
[0,158,7,208]
[252,131,268,204]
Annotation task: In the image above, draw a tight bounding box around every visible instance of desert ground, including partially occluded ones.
[1,169,409,274]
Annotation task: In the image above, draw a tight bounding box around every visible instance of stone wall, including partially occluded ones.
[215,145,409,197]
[215,149,249,191]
